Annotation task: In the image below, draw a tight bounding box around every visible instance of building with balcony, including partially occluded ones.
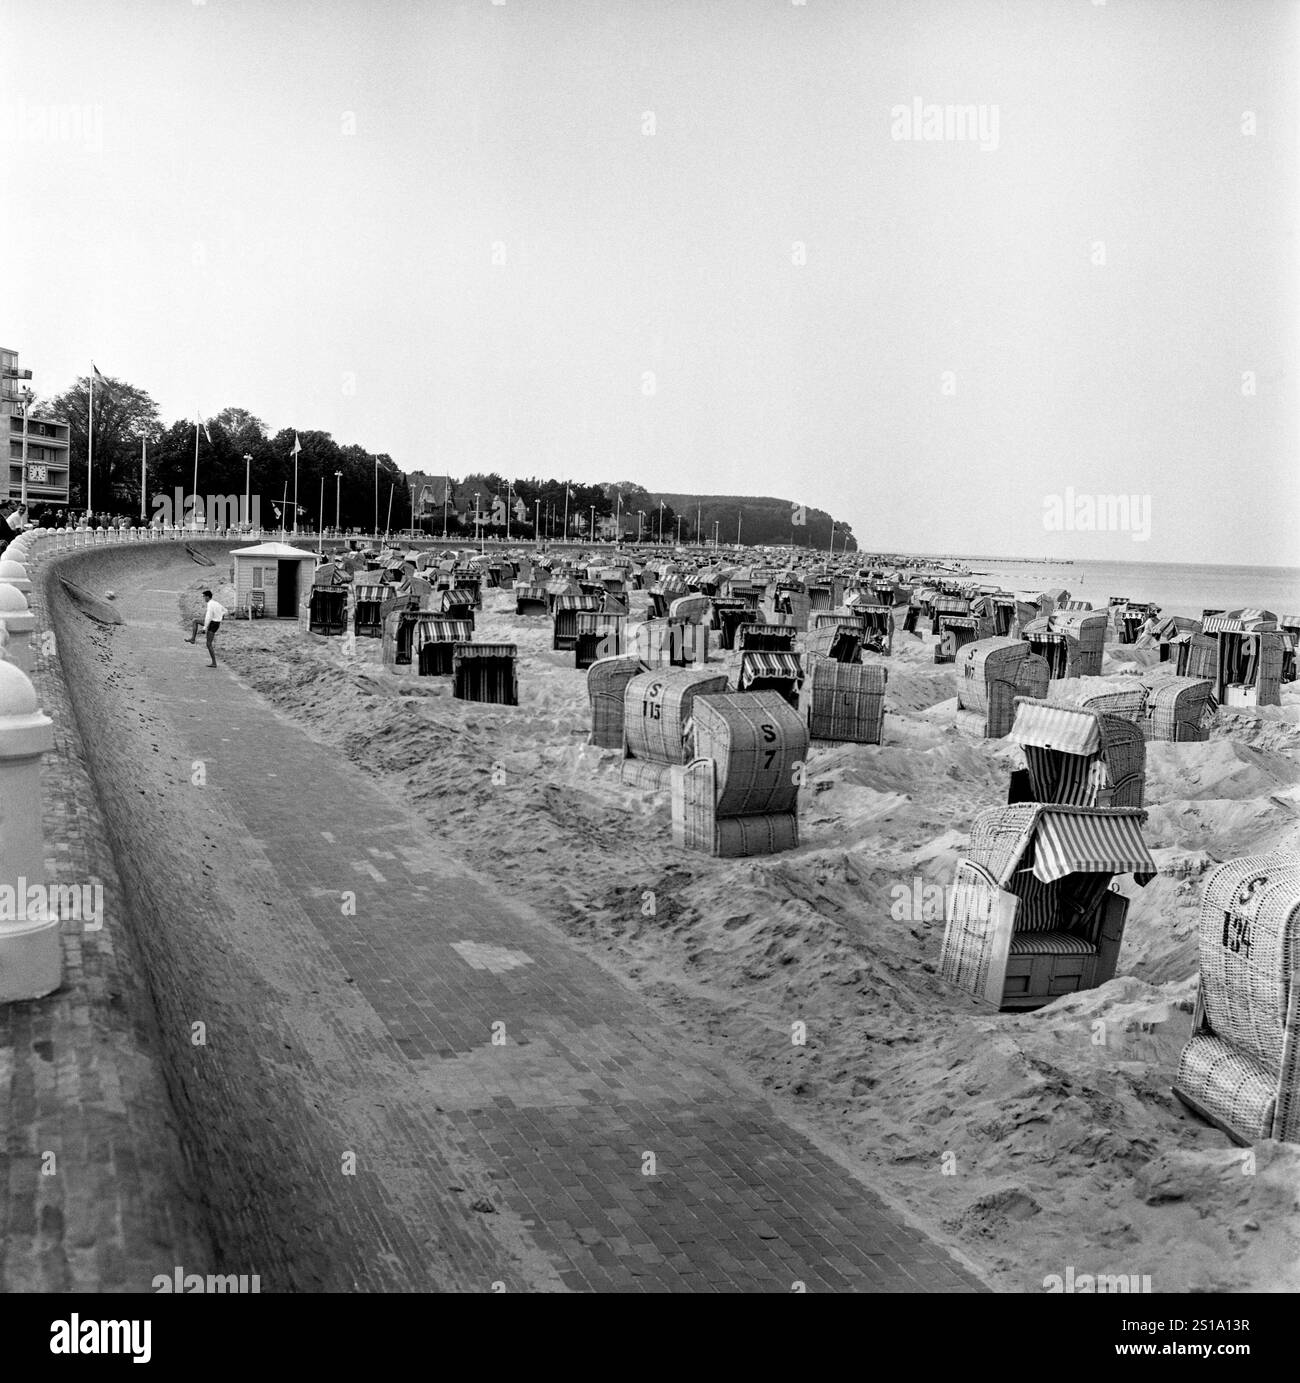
[2,347,71,507]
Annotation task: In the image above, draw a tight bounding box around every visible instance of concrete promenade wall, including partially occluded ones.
[38,540,338,1289]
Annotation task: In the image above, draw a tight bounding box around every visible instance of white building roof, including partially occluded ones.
[230,542,319,561]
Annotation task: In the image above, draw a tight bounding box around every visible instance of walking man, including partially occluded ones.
[187,588,226,667]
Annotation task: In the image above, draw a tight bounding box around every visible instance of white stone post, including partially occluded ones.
[0,659,60,1002]
[0,586,35,673]
[0,559,31,597]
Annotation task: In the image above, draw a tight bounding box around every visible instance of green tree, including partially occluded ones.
[44,374,163,512]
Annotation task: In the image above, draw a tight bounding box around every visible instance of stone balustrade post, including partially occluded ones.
[0,659,61,1002]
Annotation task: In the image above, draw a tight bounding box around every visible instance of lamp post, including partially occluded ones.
[658,501,665,545]
[16,386,33,513]
[442,481,449,539]
[713,520,719,548]
[589,503,596,543]
[334,470,343,537]
[506,480,513,541]
[373,456,378,538]
[676,514,682,547]
[637,509,644,544]
[615,491,622,543]
[474,492,481,554]
[534,497,540,546]
[736,511,742,549]
[243,452,253,532]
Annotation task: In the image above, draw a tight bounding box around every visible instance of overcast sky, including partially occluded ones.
[3,0,1296,564]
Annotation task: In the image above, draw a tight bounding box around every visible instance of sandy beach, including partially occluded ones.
[191,565,1300,1293]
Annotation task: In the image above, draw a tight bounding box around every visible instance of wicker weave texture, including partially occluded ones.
[1139,674,1214,741]
[956,638,1031,737]
[623,668,729,766]
[588,656,649,748]
[805,659,887,743]
[689,691,809,817]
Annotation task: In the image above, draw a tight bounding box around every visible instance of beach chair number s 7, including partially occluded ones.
[761,721,779,769]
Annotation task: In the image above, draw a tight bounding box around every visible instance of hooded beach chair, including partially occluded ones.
[1137,671,1216,742]
[939,802,1155,1011]
[452,643,518,705]
[1007,697,1146,809]
[954,638,1050,738]
[621,667,729,790]
[737,649,804,709]
[672,691,808,857]
[1174,854,1300,1144]
[804,659,886,743]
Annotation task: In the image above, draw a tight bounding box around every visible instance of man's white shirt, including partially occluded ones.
[204,599,226,625]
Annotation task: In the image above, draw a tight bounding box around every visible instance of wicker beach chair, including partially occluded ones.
[1137,672,1216,741]
[737,649,804,709]
[1046,677,1150,723]
[451,643,518,705]
[574,611,627,670]
[307,586,347,635]
[669,594,711,626]
[804,659,886,743]
[441,587,477,625]
[552,594,602,651]
[1201,615,1285,708]
[515,583,548,616]
[955,638,1039,738]
[935,614,981,664]
[352,581,396,639]
[414,617,474,676]
[629,617,710,667]
[621,667,729,790]
[939,803,1156,1011]
[736,622,796,654]
[672,691,808,857]
[1173,854,1300,1144]
[804,624,862,664]
[1008,697,1146,809]
[588,656,650,749]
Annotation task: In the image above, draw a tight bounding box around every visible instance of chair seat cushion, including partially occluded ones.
[1175,1033,1276,1141]
[1007,930,1096,957]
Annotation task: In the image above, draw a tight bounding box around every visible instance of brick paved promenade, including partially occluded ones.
[20,542,987,1292]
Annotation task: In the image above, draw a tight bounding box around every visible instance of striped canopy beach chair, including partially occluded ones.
[452,643,518,705]
[939,803,1156,1011]
[1174,854,1300,1144]
[737,649,804,708]
[1008,697,1146,809]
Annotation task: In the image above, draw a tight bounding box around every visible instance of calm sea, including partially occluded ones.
[940,557,1300,622]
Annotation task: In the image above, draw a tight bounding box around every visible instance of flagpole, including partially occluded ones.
[192,421,201,529]
[385,483,394,543]
[293,447,299,536]
[562,485,569,545]
[280,481,287,540]
[87,368,94,516]
[318,475,324,554]
[140,438,147,521]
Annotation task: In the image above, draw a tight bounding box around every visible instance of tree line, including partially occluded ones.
[37,373,854,547]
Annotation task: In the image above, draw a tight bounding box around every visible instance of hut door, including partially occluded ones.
[277,561,298,617]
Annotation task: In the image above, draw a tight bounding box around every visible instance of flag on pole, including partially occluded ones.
[195,412,211,443]
[291,433,302,457]
[92,362,109,386]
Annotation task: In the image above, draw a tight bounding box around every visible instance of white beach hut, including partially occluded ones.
[229,541,319,619]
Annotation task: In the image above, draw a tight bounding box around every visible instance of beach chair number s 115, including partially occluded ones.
[643,681,665,720]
